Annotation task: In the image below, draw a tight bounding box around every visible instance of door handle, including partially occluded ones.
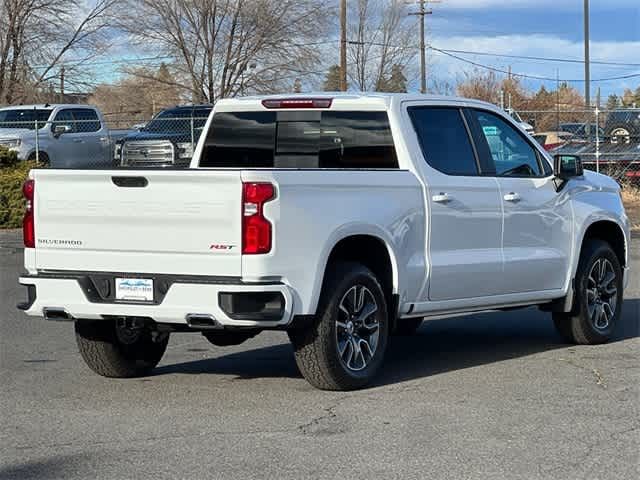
[432,192,452,204]
[503,192,521,202]
[72,138,83,143]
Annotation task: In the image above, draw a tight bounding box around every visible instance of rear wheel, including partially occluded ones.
[288,262,389,391]
[75,318,169,377]
[553,240,623,344]
[27,151,49,166]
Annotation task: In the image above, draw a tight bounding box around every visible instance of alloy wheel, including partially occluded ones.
[586,258,618,331]
[335,285,380,371]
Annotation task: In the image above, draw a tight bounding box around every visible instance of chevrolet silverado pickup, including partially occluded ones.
[17,94,631,390]
[0,104,130,168]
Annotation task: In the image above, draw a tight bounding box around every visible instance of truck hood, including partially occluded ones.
[0,128,36,139]
[582,169,620,192]
[119,131,192,143]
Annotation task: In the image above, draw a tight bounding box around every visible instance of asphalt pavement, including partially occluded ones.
[1,231,638,480]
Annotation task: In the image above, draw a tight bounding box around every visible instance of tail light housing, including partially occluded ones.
[23,179,35,248]
[242,182,275,254]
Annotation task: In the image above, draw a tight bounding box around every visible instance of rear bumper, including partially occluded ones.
[18,275,295,328]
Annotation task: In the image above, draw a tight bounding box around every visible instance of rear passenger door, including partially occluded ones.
[406,105,503,302]
[468,108,572,294]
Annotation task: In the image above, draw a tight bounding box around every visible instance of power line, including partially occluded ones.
[429,46,640,83]
[434,48,640,67]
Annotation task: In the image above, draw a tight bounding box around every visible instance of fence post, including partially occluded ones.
[595,107,600,173]
[190,116,195,149]
[34,118,39,164]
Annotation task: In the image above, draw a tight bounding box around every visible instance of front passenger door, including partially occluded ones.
[469,108,573,294]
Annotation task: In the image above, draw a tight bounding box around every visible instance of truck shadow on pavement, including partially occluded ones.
[153,299,639,387]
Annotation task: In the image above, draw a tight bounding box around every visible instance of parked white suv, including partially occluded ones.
[17,94,630,390]
[0,104,128,168]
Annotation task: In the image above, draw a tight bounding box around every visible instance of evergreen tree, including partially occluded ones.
[379,65,407,93]
[606,94,620,110]
[323,65,342,91]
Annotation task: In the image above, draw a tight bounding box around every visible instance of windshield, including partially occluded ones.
[0,109,52,129]
[142,108,210,134]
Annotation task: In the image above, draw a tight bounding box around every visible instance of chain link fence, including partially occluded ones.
[519,108,640,186]
[1,107,639,184]
[0,113,210,169]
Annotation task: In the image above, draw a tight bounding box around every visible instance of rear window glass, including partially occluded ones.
[200,111,398,169]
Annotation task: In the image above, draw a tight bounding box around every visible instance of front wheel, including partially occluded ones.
[75,318,169,377]
[288,262,389,391]
[553,239,623,345]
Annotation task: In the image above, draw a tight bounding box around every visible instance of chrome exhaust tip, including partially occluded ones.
[43,308,73,321]
[185,314,222,330]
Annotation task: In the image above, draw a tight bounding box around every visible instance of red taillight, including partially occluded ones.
[242,182,275,254]
[261,98,332,109]
[23,179,35,248]
[544,142,562,151]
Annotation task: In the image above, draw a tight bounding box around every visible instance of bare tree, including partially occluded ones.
[0,0,118,104]
[120,0,331,103]
[347,0,416,92]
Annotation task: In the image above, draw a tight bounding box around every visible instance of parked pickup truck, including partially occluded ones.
[114,104,212,167]
[17,94,631,390]
[0,104,129,168]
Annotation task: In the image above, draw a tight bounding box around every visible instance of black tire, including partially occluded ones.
[553,239,623,345]
[27,151,49,166]
[393,317,423,336]
[75,319,169,378]
[288,262,389,391]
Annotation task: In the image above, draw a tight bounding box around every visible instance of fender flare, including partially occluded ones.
[306,223,400,315]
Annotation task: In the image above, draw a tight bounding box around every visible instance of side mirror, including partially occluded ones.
[554,154,583,180]
[53,125,72,137]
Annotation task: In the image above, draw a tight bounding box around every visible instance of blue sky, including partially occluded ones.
[94,0,638,100]
[426,0,639,98]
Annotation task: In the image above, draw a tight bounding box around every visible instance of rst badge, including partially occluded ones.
[210,244,235,251]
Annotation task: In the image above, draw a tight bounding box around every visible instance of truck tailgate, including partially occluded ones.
[32,169,242,276]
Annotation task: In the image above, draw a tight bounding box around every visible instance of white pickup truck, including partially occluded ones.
[0,104,129,168]
[17,94,631,390]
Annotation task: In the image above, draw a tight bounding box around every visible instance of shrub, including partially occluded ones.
[0,145,19,167]
[0,160,39,228]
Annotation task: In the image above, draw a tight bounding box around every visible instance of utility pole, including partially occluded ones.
[339,0,347,92]
[409,1,440,94]
[59,66,65,103]
[584,0,591,137]
[409,1,432,94]
[583,0,590,109]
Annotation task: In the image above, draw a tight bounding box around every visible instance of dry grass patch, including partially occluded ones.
[622,186,640,232]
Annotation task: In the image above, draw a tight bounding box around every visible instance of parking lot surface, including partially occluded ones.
[1,231,638,480]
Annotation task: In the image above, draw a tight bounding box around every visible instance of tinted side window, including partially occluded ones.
[408,107,478,176]
[71,109,101,133]
[473,110,542,177]
[52,109,76,133]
